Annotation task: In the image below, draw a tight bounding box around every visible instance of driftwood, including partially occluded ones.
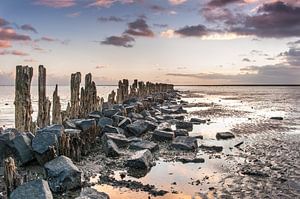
[70,72,81,119]
[15,65,33,132]
[37,65,51,128]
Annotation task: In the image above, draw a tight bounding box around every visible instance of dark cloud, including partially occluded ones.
[279,46,300,66]
[125,18,154,37]
[0,27,31,41]
[207,0,243,7]
[20,24,38,33]
[153,23,168,28]
[101,35,135,47]
[175,24,215,37]
[230,1,300,38]
[150,5,166,12]
[0,17,9,27]
[242,58,251,62]
[98,16,125,22]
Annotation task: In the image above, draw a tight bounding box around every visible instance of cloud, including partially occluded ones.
[279,46,300,66]
[153,23,168,28]
[20,24,38,33]
[67,12,81,18]
[0,17,9,27]
[97,16,125,22]
[242,58,251,62]
[175,24,214,37]
[96,65,105,69]
[0,50,29,56]
[101,34,135,47]
[168,0,187,5]
[0,40,11,48]
[0,27,31,41]
[125,18,154,37]
[88,0,141,7]
[207,0,243,7]
[34,0,76,8]
[150,5,166,12]
[230,1,300,38]
[24,58,37,63]
[39,36,58,42]
[160,29,176,38]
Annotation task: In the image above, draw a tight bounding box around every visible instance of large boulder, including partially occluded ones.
[36,125,64,141]
[102,139,121,157]
[10,179,53,199]
[44,156,81,192]
[102,125,122,134]
[152,130,174,142]
[216,132,235,140]
[32,131,58,165]
[12,133,35,165]
[76,187,110,199]
[125,149,153,170]
[174,129,189,137]
[129,140,159,152]
[101,133,129,148]
[175,121,193,131]
[103,109,120,118]
[171,136,198,151]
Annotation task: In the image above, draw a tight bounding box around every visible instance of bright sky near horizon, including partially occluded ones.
[0,0,300,85]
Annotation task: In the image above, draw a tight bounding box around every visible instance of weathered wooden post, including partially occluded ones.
[52,84,62,124]
[70,72,81,118]
[37,65,51,128]
[15,65,33,132]
[4,157,18,196]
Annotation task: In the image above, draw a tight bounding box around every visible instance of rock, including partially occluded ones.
[140,110,151,118]
[63,120,77,129]
[152,130,174,142]
[76,187,110,199]
[176,157,205,164]
[103,109,119,118]
[88,111,102,120]
[10,179,53,199]
[12,133,35,165]
[161,106,187,114]
[175,121,193,131]
[44,156,81,192]
[216,132,235,140]
[102,133,129,148]
[32,131,58,165]
[241,169,269,177]
[125,149,153,170]
[199,145,223,152]
[270,117,283,120]
[190,118,206,124]
[103,139,121,157]
[156,122,172,132]
[126,120,153,137]
[124,106,135,114]
[129,140,159,152]
[128,112,144,120]
[98,117,113,129]
[171,136,198,151]
[118,117,132,129]
[174,129,189,137]
[102,125,121,134]
[155,115,165,121]
[145,116,158,123]
[37,125,64,142]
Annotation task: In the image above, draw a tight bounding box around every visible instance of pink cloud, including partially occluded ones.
[88,0,141,7]
[0,28,31,41]
[0,50,29,56]
[0,40,11,48]
[168,0,187,5]
[34,0,76,8]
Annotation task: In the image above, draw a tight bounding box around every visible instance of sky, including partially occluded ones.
[0,0,300,85]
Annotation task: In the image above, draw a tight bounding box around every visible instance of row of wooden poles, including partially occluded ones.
[14,65,174,132]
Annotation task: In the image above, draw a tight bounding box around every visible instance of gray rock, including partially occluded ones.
[145,116,158,123]
[174,129,189,137]
[12,133,35,165]
[152,130,174,142]
[126,120,152,137]
[128,112,144,120]
[190,118,206,124]
[161,106,187,114]
[32,131,58,165]
[44,156,81,192]
[74,119,96,132]
[125,149,153,170]
[140,110,151,118]
[10,179,53,199]
[199,144,223,152]
[98,117,113,129]
[176,157,205,164]
[103,139,121,157]
[176,121,193,131]
[171,136,198,151]
[124,106,135,114]
[155,115,165,121]
[156,122,172,132]
[102,133,129,148]
[270,116,283,120]
[103,109,119,118]
[76,187,110,199]
[102,125,121,134]
[118,117,132,129]
[216,132,235,140]
[63,120,77,129]
[129,140,159,152]
[37,125,64,139]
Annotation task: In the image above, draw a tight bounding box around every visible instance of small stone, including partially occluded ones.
[152,130,174,142]
[125,149,153,170]
[171,136,198,151]
[175,121,193,131]
[129,140,159,152]
[216,132,235,140]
